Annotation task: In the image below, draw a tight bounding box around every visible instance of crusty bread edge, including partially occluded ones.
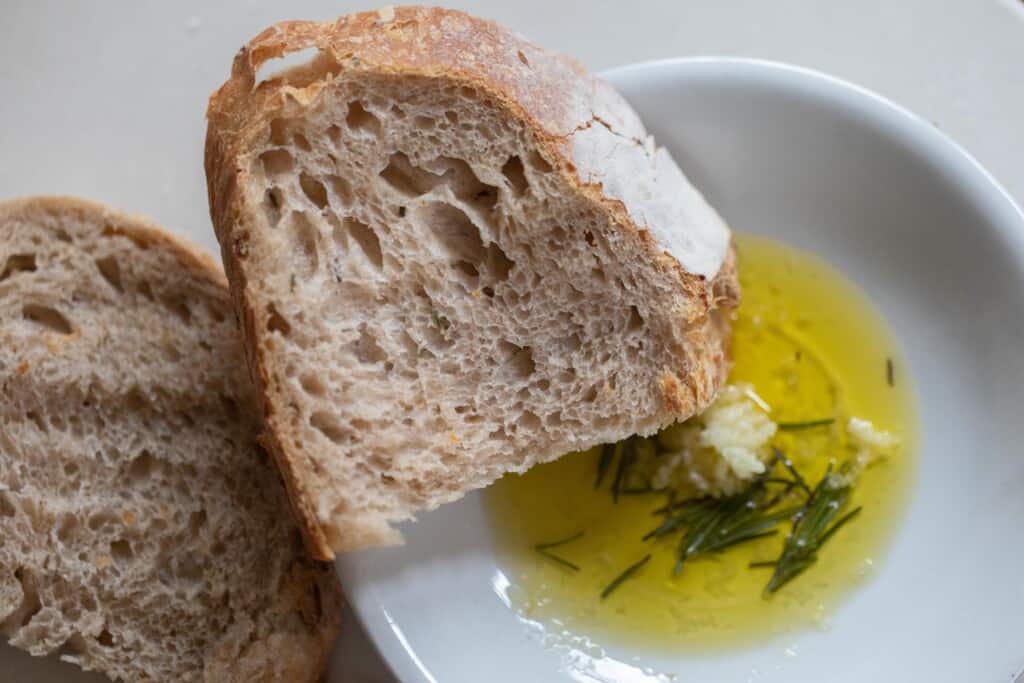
[0,195,344,678]
[204,7,740,557]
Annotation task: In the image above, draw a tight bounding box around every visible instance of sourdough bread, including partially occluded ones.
[205,7,740,557]
[0,197,341,681]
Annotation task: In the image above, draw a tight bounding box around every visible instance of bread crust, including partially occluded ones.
[0,196,342,681]
[205,7,740,558]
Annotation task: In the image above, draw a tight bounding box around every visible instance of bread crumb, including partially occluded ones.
[121,510,137,526]
[377,5,395,22]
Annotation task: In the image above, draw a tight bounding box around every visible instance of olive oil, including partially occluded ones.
[484,235,917,651]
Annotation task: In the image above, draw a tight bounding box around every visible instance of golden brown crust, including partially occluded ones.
[205,7,740,553]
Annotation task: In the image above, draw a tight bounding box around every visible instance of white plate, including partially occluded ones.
[6,57,1024,683]
[335,58,1024,683]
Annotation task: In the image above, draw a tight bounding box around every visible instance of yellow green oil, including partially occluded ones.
[484,235,918,652]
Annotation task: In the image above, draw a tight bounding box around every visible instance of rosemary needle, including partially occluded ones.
[610,438,634,503]
[536,550,580,572]
[601,554,651,599]
[534,531,584,572]
[777,418,835,431]
[535,531,584,550]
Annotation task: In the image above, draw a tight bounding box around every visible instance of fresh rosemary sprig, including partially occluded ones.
[673,496,801,575]
[534,531,584,572]
[757,466,862,594]
[600,554,651,599]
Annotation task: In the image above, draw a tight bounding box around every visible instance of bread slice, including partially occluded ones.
[0,197,341,681]
[205,7,740,558]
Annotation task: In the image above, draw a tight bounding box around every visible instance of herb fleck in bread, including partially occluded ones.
[205,7,740,558]
[0,197,341,682]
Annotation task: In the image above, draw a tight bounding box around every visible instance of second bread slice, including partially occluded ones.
[0,197,341,682]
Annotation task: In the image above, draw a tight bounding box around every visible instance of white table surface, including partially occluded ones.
[3,1,1023,681]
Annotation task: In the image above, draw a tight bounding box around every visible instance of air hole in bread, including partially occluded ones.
[459,86,477,99]
[109,540,132,567]
[293,133,312,151]
[25,411,46,432]
[414,115,436,131]
[1,253,37,282]
[254,45,323,85]
[326,124,342,147]
[340,217,382,270]
[163,296,191,324]
[137,280,155,301]
[260,148,294,178]
[188,509,207,535]
[379,152,440,197]
[299,372,327,397]
[517,410,541,431]
[346,101,381,137]
[127,451,155,481]
[417,201,486,265]
[325,174,353,206]
[87,511,115,531]
[390,105,406,119]
[103,225,150,250]
[175,555,203,584]
[430,157,498,209]
[22,304,73,335]
[485,243,514,281]
[528,150,553,173]
[445,111,459,125]
[269,118,289,145]
[93,255,122,292]
[11,568,42,627]
[97,629,115,647]
[454,260,479,283]
[501,156,528,196]
[500,341,535,379]
[266,304,292,337]
[310,411,348,444]
[628,305,644,332]
[354,325,388,364]
[219,394,239,421]
[124,387,147,413]
[0,492,16,518]
[262,187,284,227]
[288,212,320,277]
[299,173,329,210]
